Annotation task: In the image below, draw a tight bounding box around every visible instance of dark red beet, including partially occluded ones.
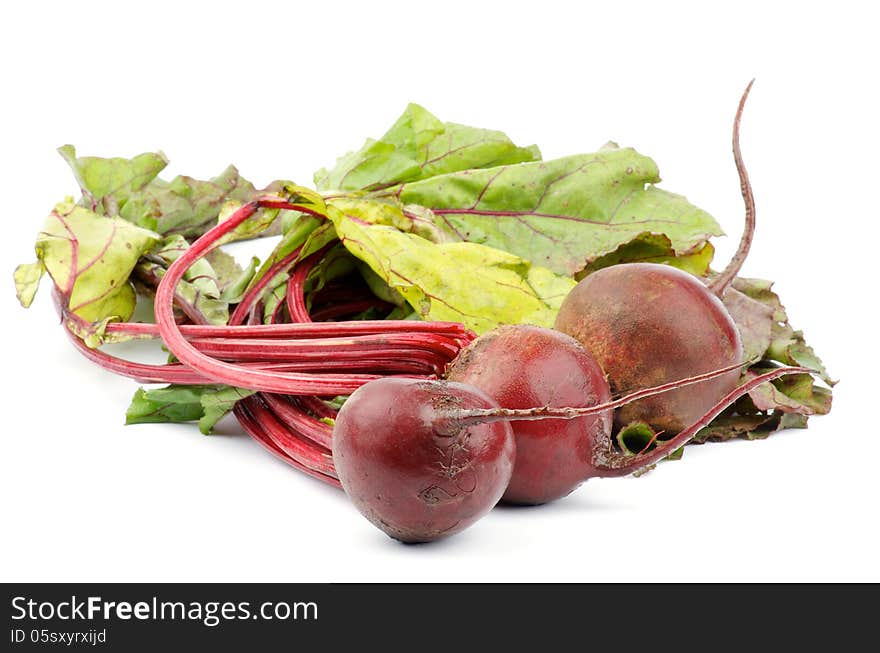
[446,325,612,505]
[334,364,812,541]
[554,81,755,434]
[555,264,743,433]
[332,378,516,543]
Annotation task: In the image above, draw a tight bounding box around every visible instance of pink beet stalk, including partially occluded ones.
[103,319,474,342]
[229,246,303,325]
[234,398,341,488]
[443,362,813,477]
[260,394,334,450]
[153,200,388,394]
[153,197,473,395]
[241,394,336,477]
[285,245,335,323]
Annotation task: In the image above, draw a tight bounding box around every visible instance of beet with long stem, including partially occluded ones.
[555,81,758,434]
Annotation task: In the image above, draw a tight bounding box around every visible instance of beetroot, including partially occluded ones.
[554,81,755,434]
[332,378,516,543]
[555,264,743,432]
[446,325,612,505]
[334,352,811,541]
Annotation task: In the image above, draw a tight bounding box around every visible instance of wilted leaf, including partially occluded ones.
[583,234,715,278]
[118,165,258,238]
[13,261,44,308]
[694,411,809,443]
[732,277,787,322]
[134,235,230,325]
[58,145,168,215]
[217,184,326,246]
[314,103,539,191]
[746,370,833,416]
[326,200,575,333]
[205,247,245,294]
[396,147,723,277]
[25,198,159,323]
[767,322,835,386]
[723,286,775,363]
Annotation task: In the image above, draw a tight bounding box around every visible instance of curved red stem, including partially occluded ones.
[709,80,756,297]
[594,366,809,476]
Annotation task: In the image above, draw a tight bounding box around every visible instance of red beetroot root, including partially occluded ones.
[332,378,516,543]
[446,325,612,505]
[554,81,756,434]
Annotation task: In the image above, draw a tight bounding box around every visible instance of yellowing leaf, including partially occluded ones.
[327,200,575,333]
[32,198,159,323]
[13,261,44,308]
[397,148,724,277]
[314,103,539,192]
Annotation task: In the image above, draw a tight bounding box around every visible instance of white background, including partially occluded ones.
[1,1,876,582]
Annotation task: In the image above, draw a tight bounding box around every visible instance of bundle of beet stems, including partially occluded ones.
[57,195,475,487]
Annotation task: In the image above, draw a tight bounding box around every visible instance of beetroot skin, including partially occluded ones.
[554,263,743,434]
[446,325,612,505]
[332,378,516,543]
[554,83,757,435]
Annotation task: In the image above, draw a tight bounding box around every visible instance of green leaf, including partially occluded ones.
[134,235,230,325]
[767,321,836,386]
[245,215,327,297]
[314,103,539,191]
[58,145,168,215]
[725,277,836,386]
[419,121,541,180]
[356,261,407,307]
[746,370,833,416]
[216,184,326,246]
[219,255,259,304]
[396,147,723,277]
[152,235,222,297]
[617,421,659,455]
[616,421,682,463]
[125,386,206,425]
[198,386,255,434]
[326,199,575,333]
[59,145,284,240]
[582,235,716,278]
[216,200,279,245]
[304,244,360,305]
[706,277,834,438]
[238,211,341,323]
[125,385,255,434]
[118,165,258,238]
[28,198,160,323]
[205,247,246,295]
[13,261,44,308]
[261,274,291,323]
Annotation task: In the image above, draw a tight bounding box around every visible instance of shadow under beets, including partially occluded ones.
[176,413,347,502]
[491,483,637,515]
